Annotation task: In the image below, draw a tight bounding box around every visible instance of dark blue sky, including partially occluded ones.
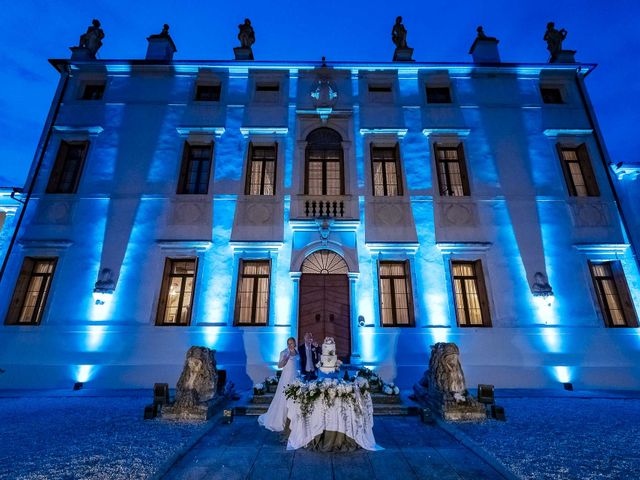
[1,0,638,186]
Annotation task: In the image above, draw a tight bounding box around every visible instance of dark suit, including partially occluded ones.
[299,343,319,380]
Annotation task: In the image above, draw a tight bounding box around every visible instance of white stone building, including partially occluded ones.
[1,32,639,390]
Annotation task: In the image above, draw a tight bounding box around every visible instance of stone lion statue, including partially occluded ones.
[428,342,467,395]
[174,346,218,409]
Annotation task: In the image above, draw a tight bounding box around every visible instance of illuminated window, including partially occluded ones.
[81,83,105,100]
[234,260,271,326]
[305,128,344,196]
[589,261,638,327]
[195,84,221,101]
[540,87,563,104]
[177,142,213,194]
[557,144,599,197]
[5,257,57,325]
[46,141,89,194]
[255,82,280,102]
[156,258,197,326]
[371,145,403,196]
[378,261,414,327]
[451,261,491,327]
[245,144,277,195]
[426,86,452,104]
[434,143,470,196]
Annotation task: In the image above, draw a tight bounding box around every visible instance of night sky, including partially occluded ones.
[1,0,638,186]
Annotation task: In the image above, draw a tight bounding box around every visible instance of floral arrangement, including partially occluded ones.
[382,382,400,396]
[253,383,265,395]
[265,375,278,386]
[356,367,381,390]
[285,377,370,418]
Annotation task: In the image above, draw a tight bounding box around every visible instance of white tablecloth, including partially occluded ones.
[286,391,383,451]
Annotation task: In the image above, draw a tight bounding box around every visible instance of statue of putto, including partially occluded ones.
[391,16,409,49]
[475,26,496,42]
[544,22,568,62]
[532,271,553,295]
[391,16,414,62]
[78,19,105,57]
[238,18,255,49]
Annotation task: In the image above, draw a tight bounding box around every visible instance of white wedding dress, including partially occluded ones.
[258,348,299,432]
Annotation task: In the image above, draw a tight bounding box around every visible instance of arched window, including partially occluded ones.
[305,128,344,196]
[301,250,349,274]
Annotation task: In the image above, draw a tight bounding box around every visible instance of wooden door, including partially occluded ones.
[298,273,351,361]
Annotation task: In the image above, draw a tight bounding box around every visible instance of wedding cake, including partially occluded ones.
[317,337,341,374]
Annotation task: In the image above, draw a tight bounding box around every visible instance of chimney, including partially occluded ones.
[469,26,501,64]
[146,24,176,61]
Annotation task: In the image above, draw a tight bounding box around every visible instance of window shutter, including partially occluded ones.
[369,143,377,196]
[272,142,278,196]
[46,142,69,193]
[155,259,172,325]
[577,144,600,197]
[395,143,404,196]
[69,141,90,194]
[5,257,35,324]
[473,260,492,327]
[176,142,191,194]
[610,261,638,327]
[404,260,415,326]
[555,144,577,196]
[433,143,445,195]
[456,143,471,196]
[202,141,214,195]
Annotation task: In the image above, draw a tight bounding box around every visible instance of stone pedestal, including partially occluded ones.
[234,47,254,60]
[413,342,487,421]
[146,36,176,61]
[551,50,577,63]
[469,38,500,63]
[393,47,414,62]
[69,46,95,60]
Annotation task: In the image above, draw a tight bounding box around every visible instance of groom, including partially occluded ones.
[299,332,320,381]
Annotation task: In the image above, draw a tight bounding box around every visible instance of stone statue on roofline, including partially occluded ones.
[392,16,414,62]
[234,18,255,60]
[544,22,576,63]
[79,19,105,57]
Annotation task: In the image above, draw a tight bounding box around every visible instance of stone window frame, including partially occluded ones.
[244,142,278,196]
[155,257,199,326]
[45,139,90,194]
[588,260,639,328]
[433,142,471,197]
[376,259,416,328]
[176,141,214,195]
[233,258,272,327]
[555,142,600,198]
[370,142,404,197]
[450,259,492,328]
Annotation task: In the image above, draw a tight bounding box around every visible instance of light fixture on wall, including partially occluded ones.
[93,267,115,305]
[532,271,555,308]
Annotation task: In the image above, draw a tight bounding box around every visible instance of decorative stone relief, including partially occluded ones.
[570,202,609,228]
[439,202,477,227]
[373,203,404,226]
[169,201,206,225]
[246,203,272,225]
[34,201,73,225]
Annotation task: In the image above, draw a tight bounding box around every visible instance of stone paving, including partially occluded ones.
[161,415,506,480]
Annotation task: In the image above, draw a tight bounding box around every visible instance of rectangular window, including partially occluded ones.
[195,84,221,101]
[371,145,403,196]
[234,260,271,326]
[5,257,57,325]
[540,87,563,104]
[557,144,599,197]
[434,143,470,196]
[156,258,197,326]
[81,84,105,100]
[256,83,280,92]
[451,260,491,327]
[306,149,344,196]
[46,141,89,194]
[368,85,392,93]
[589,261,638,327]
[245,144,277,195]
[177,142,213,194]
[378,261,414,327]
[426,86,452,104]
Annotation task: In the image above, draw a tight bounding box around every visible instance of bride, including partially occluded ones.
[258,336,299,432]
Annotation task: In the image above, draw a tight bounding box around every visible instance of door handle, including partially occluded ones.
[315,314,321,322]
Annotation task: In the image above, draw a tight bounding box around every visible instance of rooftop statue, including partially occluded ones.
[238,18,255,49]
[78,19,105,58]
[475,26,497,41]
[544,22,568,62]
[391,16,409,49]
[157,24,170,37]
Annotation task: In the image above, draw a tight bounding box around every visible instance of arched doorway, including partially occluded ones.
[298,249,351,361]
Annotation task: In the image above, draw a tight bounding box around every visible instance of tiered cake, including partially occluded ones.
[317,337,341,374]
